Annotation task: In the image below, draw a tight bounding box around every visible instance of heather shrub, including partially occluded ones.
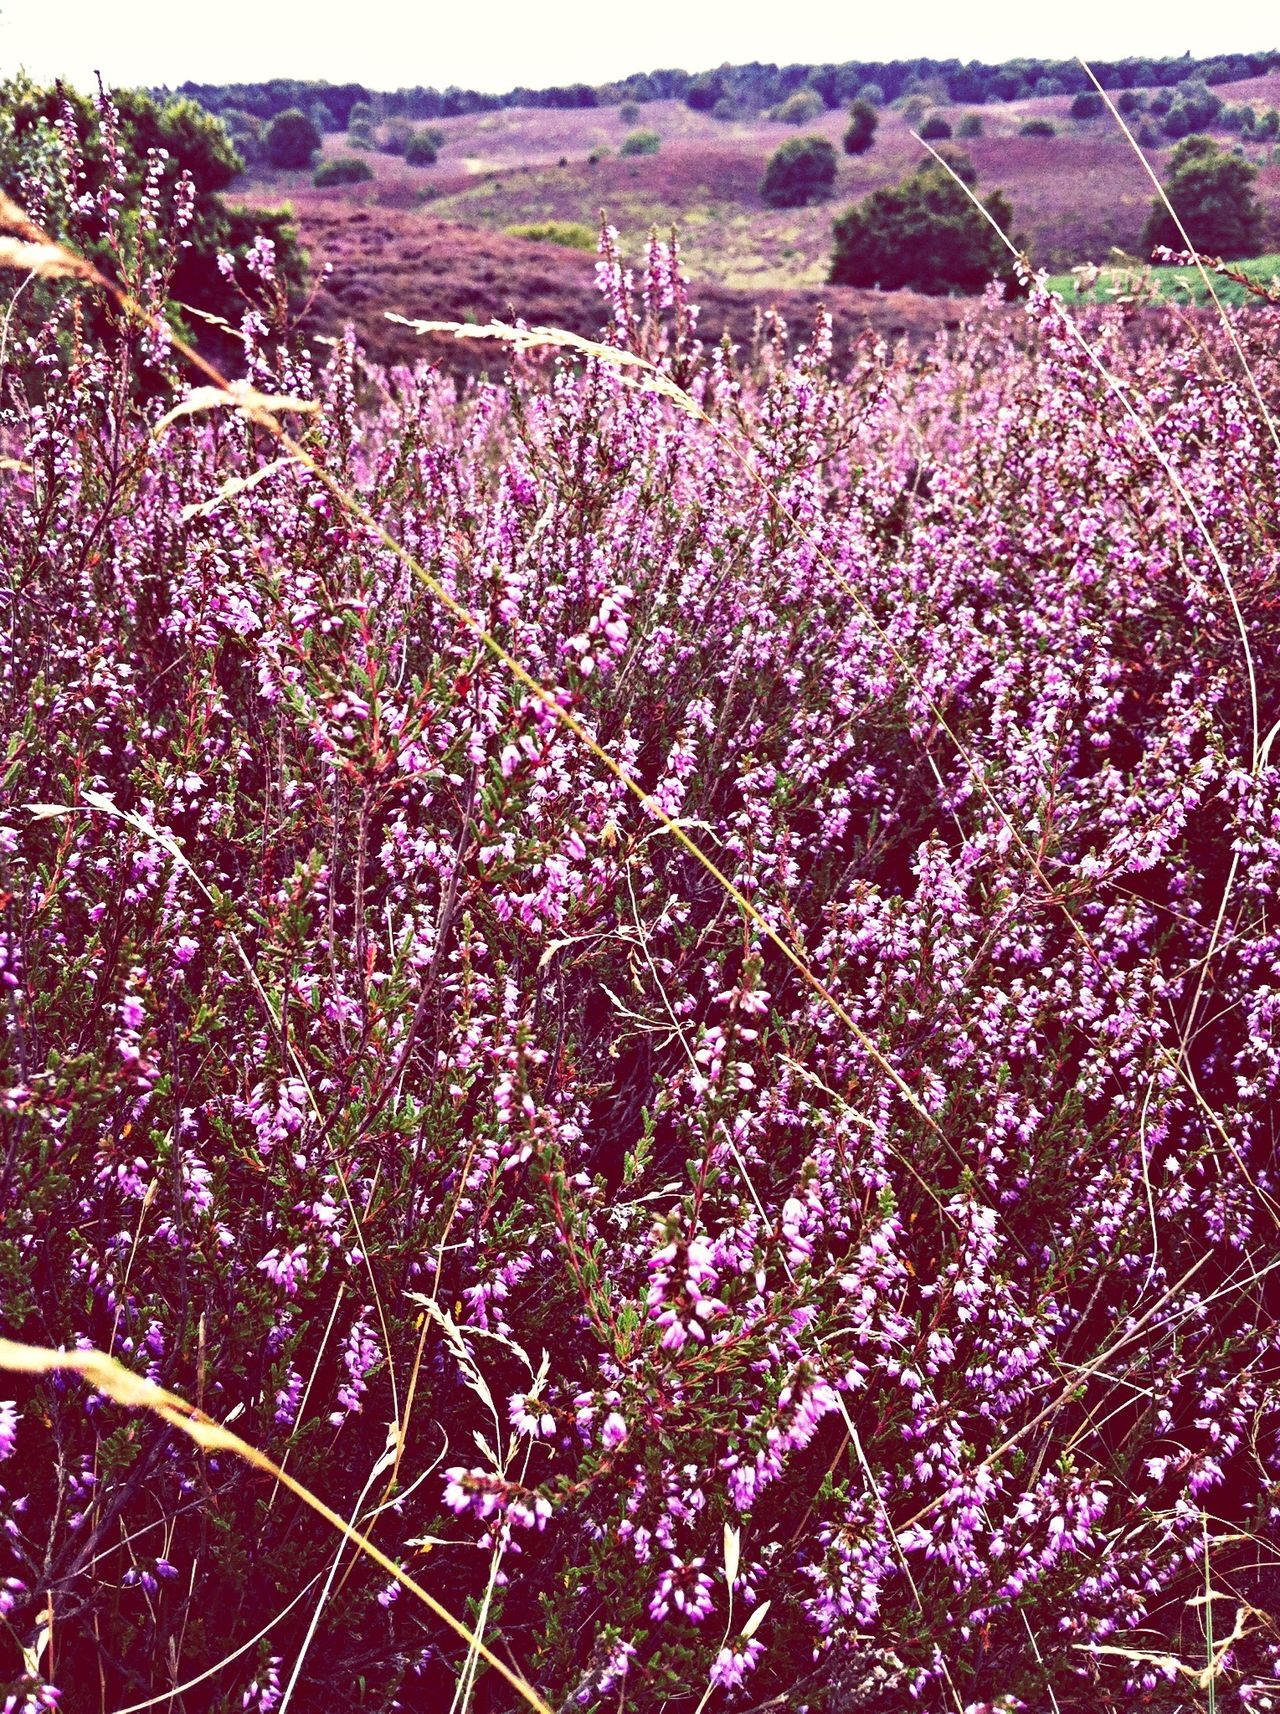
[2,148,1280,1714]
[619,128,661,156]
[760,134,837,206]
[314,155,374,186]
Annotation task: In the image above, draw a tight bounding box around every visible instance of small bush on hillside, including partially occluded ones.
[843,97,878,155]
[618,101,640,124]
[1117,89,1146,115]
[1020,118,1056,137]
[348,100,376,127]
[506,219,597,249]
[957,112,983,137]
[857,80,884,105]
[771,89,824,125]
[919,113,952,140]
[711,97,739,122]
[619,128,661,156]
[1070,90,1105,120]
[830,148,1015,292]
[314,155,374,186]
[761,134,838,206]
[1142,132,1263,257]
[265,107,321,169]
[310,100,335,133]
[347,118,375,149]
[380,121,411,155]
[404,131,438,166]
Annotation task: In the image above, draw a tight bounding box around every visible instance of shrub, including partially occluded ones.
[830,149,1015,292]
[1117,89,1147,115]
[619,128,661,156]
[761,134,838,206]
[380,121,412,155]
[403,131,438,166]
[1070,89,1105,120]
[348,100,376,127]
[506,219,596,249]
[710,97,739,122]
[1141,132,1263,257]
[919,112,953,140]
[1020,118,1056,137]
[857,81,884,105]
[347,118,375,149]
[843,97,878,155]
[957,113,984,138]
[618,101,640,124]
[771,89,824,126]
[313,155,374,186]
[264,107,321,169]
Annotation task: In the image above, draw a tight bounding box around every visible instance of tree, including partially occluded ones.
[0,76,305,369]
[264,108,321,169]
[1141,134,1263,258]
[829,150,1015,293]
[761,135,838,207]
[1070,90,1105,120]
[843,98,878,155]
[919,113,952,140]
[404,131,438,166]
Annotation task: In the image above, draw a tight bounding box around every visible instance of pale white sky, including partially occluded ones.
[1,0,1276,95]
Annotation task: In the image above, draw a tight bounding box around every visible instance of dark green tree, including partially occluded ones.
[761,135,838,207]
[1141,134,1263,258]
[404,131,438,166]
[264,108,321,169]
[1070,90,1105,120]
[843,98,878,155]
[0,76,306,368]
[829,150,1015,293]
[919,113,952,139]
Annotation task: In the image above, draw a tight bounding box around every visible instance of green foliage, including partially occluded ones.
[403,131,439,166]
[1046,251,1280,306]
[957,113,984,138]
[618,101,640,125]
[313,155,374,186]
[347,118,375,148]
[380,120,412,155]
[857,82,885,106]
[843,98,878,155]
[829,149,1016,293]
[506,219,596,250]
[1161,78,1223,140]
[1070,90,1105,120]
[919,113,953,140]
[0,76,305,363]
[771,89,824,125]
[1020,118,1056,137]
[348,100,376,127]
[761,134,838,207]
[264,108,321,169]
[1142,133,1263,258]
[619,129,661,157]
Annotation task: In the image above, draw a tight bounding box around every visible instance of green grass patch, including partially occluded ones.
[1046,253,1280,307]
[504,220,598,251]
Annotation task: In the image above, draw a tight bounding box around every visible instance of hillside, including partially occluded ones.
[231,86,1280,364]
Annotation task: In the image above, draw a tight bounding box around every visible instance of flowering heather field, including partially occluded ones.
[3,152,1280,1714]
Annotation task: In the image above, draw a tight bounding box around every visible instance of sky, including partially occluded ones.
[1,0,1277,95]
